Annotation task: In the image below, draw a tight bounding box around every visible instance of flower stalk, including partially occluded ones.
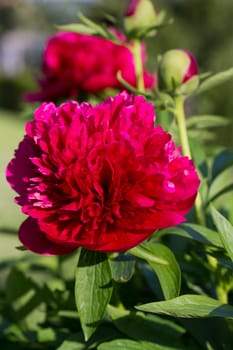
[133,39,145,92]
[174,95,205,226]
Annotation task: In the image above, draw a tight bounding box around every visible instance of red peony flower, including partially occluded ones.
[7,92,199,255]
[25,31,155,102]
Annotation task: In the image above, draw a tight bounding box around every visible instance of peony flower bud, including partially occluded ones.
[124,0,157,35]
[158,49,199,95]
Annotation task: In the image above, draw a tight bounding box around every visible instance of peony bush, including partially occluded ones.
[2,0,233,349]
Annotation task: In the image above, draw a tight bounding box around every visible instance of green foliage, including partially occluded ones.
[1,1,233,349]
[136,294,233,318]
[75,249,113,341]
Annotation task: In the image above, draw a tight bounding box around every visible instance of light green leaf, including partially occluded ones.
[196,67,233,95]
[37,328,56,343]
[210,205,233,262]
[57,333,85,350]
[109,254,135,283]
[75,249,113,341]
[57,23,97,35]
[187,115,230,129]
[78,12,108,38]
[128,244,168,265]
[136,294,233,319]
[98,338,179,350]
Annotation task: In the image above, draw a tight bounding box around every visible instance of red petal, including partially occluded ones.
[19,218,77,255]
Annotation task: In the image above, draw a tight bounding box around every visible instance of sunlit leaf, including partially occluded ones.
[196,67,233,95]
[136,294,233,318]
[75,249,113,341]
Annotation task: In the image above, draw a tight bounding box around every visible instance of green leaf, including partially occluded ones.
[57,333,85,350]
[211,183,233,202]
[187,115,231,129]
[98,338,179,350]
[128,244,168,265]
[57,23,97,35]
[160,223,223,248]
[211,150,233,181]
[78,12,109,38]
[109,254,135,283]
[196,67,233,95]
[136,294,233,319]
[144,243,181,300]
[75,249,113,341]
[208,167,233,202]
[180,223,223,248]
[210,205,233,262]
[37,328,56,343]
[107,305,185,345]
[5,267,46,329]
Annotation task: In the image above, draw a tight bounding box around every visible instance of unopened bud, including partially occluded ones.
[124,0,157,36]
[158,49,199,95]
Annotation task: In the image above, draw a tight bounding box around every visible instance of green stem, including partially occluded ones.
[174,95,191,158]
[133,39,145,92]
[174,95,205,226]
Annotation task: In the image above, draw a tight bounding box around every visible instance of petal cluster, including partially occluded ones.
[25,31,154,102]
[7,92,199,254]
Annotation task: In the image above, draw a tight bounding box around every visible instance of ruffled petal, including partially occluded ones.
[19,218,77,255]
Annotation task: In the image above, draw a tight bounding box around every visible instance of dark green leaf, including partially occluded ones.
[5,267,46,329]
[211,150,233,181]
[133,242,180,300]
[75,249,113,341]
[160,223,223,248]
[196,67,233,95]
[145,243,181,299]
[210,205,233,262]
[107,305,185,345]
[181,223,223,248]
[136,294,233,318]
[208,182,233,202]
[109,254,135,283]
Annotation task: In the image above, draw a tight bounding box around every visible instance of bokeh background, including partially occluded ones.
[0,0,233,257]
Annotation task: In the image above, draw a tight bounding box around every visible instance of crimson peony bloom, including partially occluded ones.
[7,92,199,255]
[25,31,155,102]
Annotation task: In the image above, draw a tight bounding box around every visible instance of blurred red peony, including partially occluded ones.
[25,31,155,102]
[7,92,199,255]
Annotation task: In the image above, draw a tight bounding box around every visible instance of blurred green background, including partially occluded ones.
[0,0,232,256]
